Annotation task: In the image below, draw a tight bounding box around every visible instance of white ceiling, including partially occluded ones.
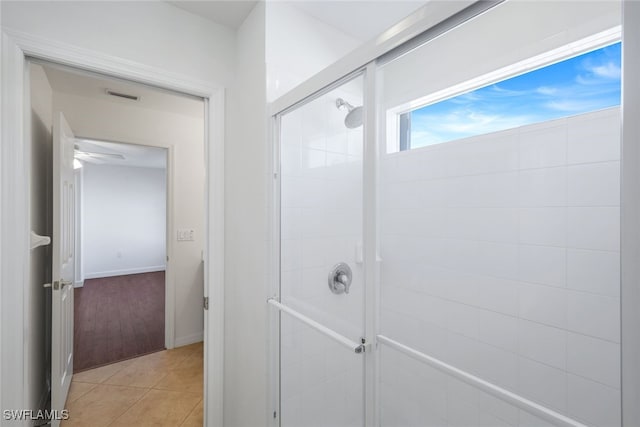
[168,0,259,29]
[166,0,427,42]
[75,138,167,169]
[42,63,204,118]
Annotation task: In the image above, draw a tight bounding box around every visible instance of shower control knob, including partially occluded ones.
[328,263,352,295]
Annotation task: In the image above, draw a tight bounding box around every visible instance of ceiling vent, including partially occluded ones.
[105,89,140,101]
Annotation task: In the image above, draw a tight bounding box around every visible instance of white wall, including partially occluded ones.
[221,4,367,425]
[265,2,361,102]
[1,1,235,86]
[379,108,621,427]
[28,63,52,415]
[223,4,269,426]
[82,163,166,279]
[52,91,205,347]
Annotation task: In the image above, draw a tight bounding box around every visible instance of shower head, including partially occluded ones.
[336,98,363,129]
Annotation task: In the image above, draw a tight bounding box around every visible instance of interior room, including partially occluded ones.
[2,1,640,427]
[73,138,168,372]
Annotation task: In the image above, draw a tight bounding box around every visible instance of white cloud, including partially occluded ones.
[577,60,621,85]
[536,86,558,96]
[592,62,621,79]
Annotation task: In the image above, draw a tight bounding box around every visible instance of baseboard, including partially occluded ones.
[174,332,203,348]
[84,265,166,280]
[74,279,84,288]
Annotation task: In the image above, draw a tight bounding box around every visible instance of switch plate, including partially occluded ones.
[177,228,195,241]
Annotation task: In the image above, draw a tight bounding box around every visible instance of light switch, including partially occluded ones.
[177,228,195,241]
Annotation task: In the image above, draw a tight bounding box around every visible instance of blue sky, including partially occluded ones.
[409,42,621,148]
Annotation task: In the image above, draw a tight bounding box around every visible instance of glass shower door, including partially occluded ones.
[275,74,366,427]
[376,2,622,426]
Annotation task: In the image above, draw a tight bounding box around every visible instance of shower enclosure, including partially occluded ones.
[269,1,626,426]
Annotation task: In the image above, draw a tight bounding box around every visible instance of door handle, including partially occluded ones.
[53,280,73,290]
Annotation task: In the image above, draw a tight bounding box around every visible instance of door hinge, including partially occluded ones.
[203,296,209,310]
[273,411,277,419]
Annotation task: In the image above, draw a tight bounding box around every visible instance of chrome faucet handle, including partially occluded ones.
[337,274,350,293]
[328,263,352,295]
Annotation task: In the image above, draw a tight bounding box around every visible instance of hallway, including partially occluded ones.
[62,342,203,426]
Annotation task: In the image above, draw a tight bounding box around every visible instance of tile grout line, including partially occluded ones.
[104,386,154,427]
[178,397,203,427]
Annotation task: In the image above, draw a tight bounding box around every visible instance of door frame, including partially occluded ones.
[0,29,225,427]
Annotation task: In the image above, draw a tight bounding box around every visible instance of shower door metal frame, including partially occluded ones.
[268,67,377,426]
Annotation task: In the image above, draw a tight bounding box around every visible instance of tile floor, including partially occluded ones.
[62,342,203,427]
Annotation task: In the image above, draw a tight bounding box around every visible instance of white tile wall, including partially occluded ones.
[380,108,621,427]
[567,374,621,426]
[518,245,566,288]
[567,249,620,296]
[567,332,620,388]
[567,162,620,206]
[518,320,566,370]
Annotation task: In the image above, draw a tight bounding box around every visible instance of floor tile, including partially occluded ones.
[180,399,203,427]
[103,352,179,388]
[66,381,97,404]
[153,354,203,395]
[73,359,134,384]
[62,384,147,427]
[109,389,200,427]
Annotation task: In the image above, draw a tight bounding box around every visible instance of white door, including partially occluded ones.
[51,112,76,423]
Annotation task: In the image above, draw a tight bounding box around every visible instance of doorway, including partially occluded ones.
[73,138,169,371]
[28,59,208,423]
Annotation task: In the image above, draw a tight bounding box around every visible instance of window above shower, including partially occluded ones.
[389,31,621,152]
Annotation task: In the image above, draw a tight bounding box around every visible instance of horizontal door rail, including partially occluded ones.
[268,298,366,354]
[376,335,587,427]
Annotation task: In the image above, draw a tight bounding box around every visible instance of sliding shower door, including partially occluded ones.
[376,1,622,426]
[275,74,366,426]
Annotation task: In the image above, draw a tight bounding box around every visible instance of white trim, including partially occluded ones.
[622,1,640,425]
[74,167,84,287]
[203,90,226,427]
[165,144,176,350]
[1,32,29,425]
[175,332,204,348]
[0,30,225,427]
[2,28,218,97]
[377,335,587,427]
[83,266,166,280]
